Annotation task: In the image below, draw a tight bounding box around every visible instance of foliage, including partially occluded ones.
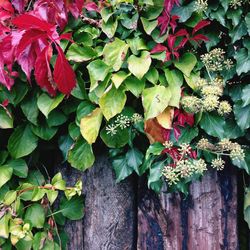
[0,0,250,247]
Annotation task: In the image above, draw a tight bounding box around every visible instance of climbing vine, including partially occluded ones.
[0,0,249,248]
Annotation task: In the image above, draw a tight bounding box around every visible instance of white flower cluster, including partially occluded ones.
[195,0,208,12]
[162,159,207,186]
[201,48,233,72]
[106,113,143,136]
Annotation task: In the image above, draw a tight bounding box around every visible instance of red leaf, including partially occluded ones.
[191,34,210,43]
[151,44,168,54]
[53,45,76,94]
[157,12,170,35]
[175,28,189,37]
[173,126,181,140]
[84,2,99,12]
[16,29,47,57]
[12,0,28,13]
[169,15,179,33]
[12,14,55,33]
[0,55,15,90]
[59,32,74,43]
[17,44,36,82]
[165,51,172,61]
[167,35,176,50]
[192,20,211,35]
[34,45,56,96]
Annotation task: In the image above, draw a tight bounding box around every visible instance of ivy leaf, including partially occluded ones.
[140,17,158,35]
[234,48,250,75]
[5,159,28,178]
[87,59,110,92]
[244,187,250,228]
[100,126,130,148]
[200,112,225,139]
[0,165,13,188]
[242,85,250,107]
[59,196,84,220]
[164,69,183,107]
[66,44,97,62]
[68,138,95,171]
[21,92,39,125]
[126,148,144,175]
[127,51,152,79]
[142,85,172,120]
[25,204,45,229]
[124,76,145,97]
[101,17,118,38]
[229,21,247,43]
[103,38,129,71]
[0,107,13,129]
[148,161,164,193]
[31,122,58,141]
[37,93,64,118]
[174,53,197,77]
[80,108,103,144]
[8,125,38,159]
[234,101,250,130]
[112,71,130,89]
[99,86,127,121]
[112,155,134,182]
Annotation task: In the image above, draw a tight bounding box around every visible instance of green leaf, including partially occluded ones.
[31,122,58,141]
[126,37,148,55]
[80,108,103,144]
[59,135,74,162]
[124,76,145,97]
[164,69,183,107]
[0,214,10,238]
[112,155,134,182]
[148,161,164,193]
[145,68,159,85]
[227,8,242,26]
[140,17,158,35]
[21,92,39,125]
[232,150,250,174]
[87,59,110,92]
[101,17,118,38]
[126,148,144,175]
[246,13,250,35]
[177,127,199,144]
[103,38,129,71]
[111,71,130,88]
[145,142,165,159]
[0,107,13,129]
[76,100,96,124]
[234,48,250,75]
[223,119,245,139]
[0,151,8,165]
[46,190,58,205]
[59,196,84,220]
[172,2,195,22]
[242,85,250,107]
[127,51,152,79]
[200,112,225,139]
[37,93,64,118]
[174,53,197,77]
[99,86,127,120]
[8,125,38,159]
[47,110,67,127]
[234,102,250,130]
[68,138,95,171]
[0,165,13,188]
[3,190,17,205]
[229,21,247,43]
[66,44,97,62]
[25,204,45,229]
[5,159,28,178]
[142,85,172,120]
[244,187,250,228]
[184,73,200,90]
[52,173,66,190]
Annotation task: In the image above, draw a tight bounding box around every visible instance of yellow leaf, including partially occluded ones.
[80,108,103,144]
[156,107,174,129]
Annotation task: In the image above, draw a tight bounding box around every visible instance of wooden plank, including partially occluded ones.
[137,167,238,250]
[60,155,137,250]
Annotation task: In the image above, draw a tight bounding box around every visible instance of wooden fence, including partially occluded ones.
[59,154,249,250]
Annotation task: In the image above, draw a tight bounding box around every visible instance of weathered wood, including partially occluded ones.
[137,168,238,250]
[60,155,137,250]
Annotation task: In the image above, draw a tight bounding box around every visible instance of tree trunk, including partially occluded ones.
[60,157,240,250]
[137,167,238,250]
